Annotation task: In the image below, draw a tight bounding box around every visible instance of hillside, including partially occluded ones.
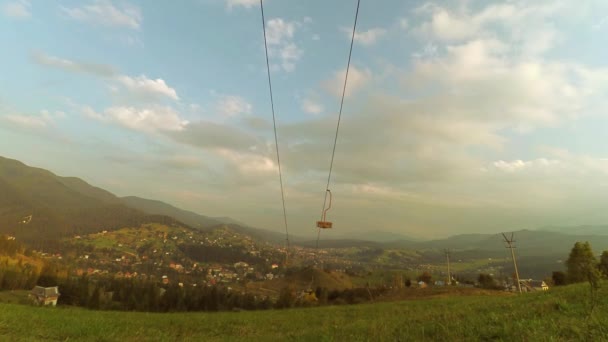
[120,196,223,229]
[0,283,605,341]
[246,267,354,295]
[121,196,289,243]
[0,156,181,244]
[408,229,608,257]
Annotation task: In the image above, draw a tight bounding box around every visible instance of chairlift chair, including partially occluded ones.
[316,190,333,229]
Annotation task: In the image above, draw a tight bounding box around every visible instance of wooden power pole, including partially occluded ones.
[502,232,522,294]
[444,249,451,285]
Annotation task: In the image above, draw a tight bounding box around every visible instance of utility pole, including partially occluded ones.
[502,232,522,294]
[444,249,451,286]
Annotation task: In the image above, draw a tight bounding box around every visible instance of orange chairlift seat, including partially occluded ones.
[316,189,333,229]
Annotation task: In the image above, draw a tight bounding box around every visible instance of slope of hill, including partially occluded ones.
[120,196,293,243]
[0,283,606,341]
[120,196,222,229]
[246,267,354,295]
[0,157,180,244]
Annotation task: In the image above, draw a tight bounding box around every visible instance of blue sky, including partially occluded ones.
[2,0,608,238]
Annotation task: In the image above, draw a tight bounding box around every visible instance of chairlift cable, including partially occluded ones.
[315,0,361,252]
[260,0,290,265]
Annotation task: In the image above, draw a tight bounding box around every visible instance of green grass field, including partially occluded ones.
[0,283,606,341]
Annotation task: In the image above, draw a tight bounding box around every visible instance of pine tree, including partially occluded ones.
[599,251,608,278]
[566,242,598,283]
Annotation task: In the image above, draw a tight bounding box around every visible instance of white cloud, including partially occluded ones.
[342,27,387,46]
[215,95,252,117]
[312,34,320,41]
[2,109,65,128]
[301,98,324,115]
[399,18,408,30]
[115,75,179,101]
[31,51,116,77]
[322,66,371,98]
[32,52,180,102]
[87,106,188,133]
[216,149,277,174]
[265,18,304,72]
[492,159,559,173]
[2,0,30,18]
[4,115,47,128]
[61,0,142,30]
[225,0,257,10]
[266,18,295,45]
[413,6,478,41]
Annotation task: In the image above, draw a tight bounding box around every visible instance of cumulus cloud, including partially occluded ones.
[3,114,47,128]
[85,106,188,133]
[61,0,142,30]
[301,98,324,115]
[225,0,257,10]
[322,66,371,98]
[2,109,65,129]
[215,95,252,117]
[265,18,305,72]
[342,27,387,46]
[31,52,179,102]
[2,0,31,18]
[115,75,179,101]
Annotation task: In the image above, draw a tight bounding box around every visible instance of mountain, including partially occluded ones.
[296,239,383,249]
[538,225,608,236]
[120,196,293,243]
[383,229,608,258]
[0,156,180,244]
[121,196,223,229]
[323,230,420,243]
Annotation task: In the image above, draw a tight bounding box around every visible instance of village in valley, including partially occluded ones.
[9,220,559,310]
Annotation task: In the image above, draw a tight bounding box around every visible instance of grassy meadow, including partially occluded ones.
[0,283,606,341]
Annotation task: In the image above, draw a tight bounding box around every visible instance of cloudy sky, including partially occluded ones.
[2,0,608,239]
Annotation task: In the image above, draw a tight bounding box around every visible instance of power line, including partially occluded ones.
[316,0,361,250]
[260,0,290,264]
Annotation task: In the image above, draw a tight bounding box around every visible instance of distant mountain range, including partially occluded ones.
[298,229,608,258]
[538,225,608,236]
[2,155,607,256]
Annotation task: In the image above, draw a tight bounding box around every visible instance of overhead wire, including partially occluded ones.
[260,0,291,265]
[315,0,361,252]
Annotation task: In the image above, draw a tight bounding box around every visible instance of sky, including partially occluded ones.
[2,0,608,239]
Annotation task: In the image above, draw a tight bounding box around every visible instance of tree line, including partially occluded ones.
[552,241,608,287]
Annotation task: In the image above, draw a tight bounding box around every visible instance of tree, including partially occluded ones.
[275,286,295,309]
[405,279,412,288]
[477,273,497,289]
[551,271,567,286]
[599,251,608,278]
[417,272,432,284]
[566,242,598,283]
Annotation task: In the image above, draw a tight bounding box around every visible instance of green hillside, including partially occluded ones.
[0,283,605,341]
[0,156,181,244]
[121,196,294,244]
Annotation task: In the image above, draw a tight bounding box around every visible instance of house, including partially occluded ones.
[520,279,549,292]
[30,286,60,306]
[417,281,427,289]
